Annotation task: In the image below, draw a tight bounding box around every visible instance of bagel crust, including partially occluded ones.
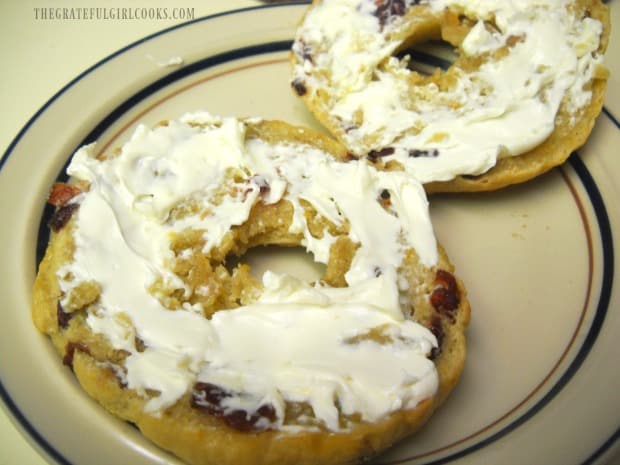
[33,113,470,465]
[291,0,610,192]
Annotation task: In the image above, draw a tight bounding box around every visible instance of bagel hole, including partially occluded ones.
[393,40,457,75]
[226,245,326,283]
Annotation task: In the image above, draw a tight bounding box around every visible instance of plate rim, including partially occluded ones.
[1,2,618,464]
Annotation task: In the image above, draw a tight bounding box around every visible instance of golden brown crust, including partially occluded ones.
[32,119,470,465]
[72,347,438,465]
[291,0,610,193]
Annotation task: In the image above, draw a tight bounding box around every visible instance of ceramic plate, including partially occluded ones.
[1,3,619,465]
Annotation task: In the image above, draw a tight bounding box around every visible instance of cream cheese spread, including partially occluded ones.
[292,0,606,182]
[57,112,439,431]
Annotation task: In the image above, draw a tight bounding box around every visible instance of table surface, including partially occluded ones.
[0,1,618,465]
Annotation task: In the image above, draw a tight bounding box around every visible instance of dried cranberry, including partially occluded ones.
[430,270,460,321]
[435,269,457,293]
[367,147,395,162]
[291,78,307,96]
[62,341,90,369]
[374,0,413,27]
[378,189,392,208]
[430,288,459,317]
[409,148,439,158]
[251,175,271,195]
[48,203,79,232]
[222,404,277,432]
[191,382,277,432]
[296,40,314,64]
[428,315,444,360]
[57,301,73,330]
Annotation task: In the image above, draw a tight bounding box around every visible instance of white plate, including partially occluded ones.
[1,3,619,465]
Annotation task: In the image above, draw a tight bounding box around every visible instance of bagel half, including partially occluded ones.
[33,113,470,465]
[291,0,610,192]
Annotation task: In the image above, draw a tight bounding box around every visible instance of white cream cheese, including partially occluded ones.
[57,112,439,431]
[292,0,606,182]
